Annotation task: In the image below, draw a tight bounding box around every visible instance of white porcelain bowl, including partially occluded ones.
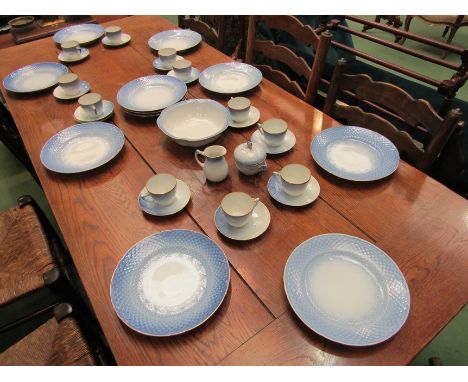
[157,99,230,147]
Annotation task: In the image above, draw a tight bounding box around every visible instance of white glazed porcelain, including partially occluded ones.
[74,100,114,122]
[268,174,320,207]
[143,173,178,206]
[251,129,296,154]
[158,48,177,67]
[78,93,103,118]
[54,80,90,100]
[139,179,190,216]
[215,201,270,241]
[258,118,288,147]
[221,192,259,228]
[229,106,260,128]
[228,97,251,123]
[60,40,82,60]
[195,145,229,183]
[167,68,200,84]
[57,73,81,96]
[273,164,311,196]
[153,55,184,71]
[233,141,267,176]
[157,99,229,147]
[172,59,192,82]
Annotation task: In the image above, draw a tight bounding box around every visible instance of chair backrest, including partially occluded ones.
[178,16,226,51]
[324,58,463,172]
[245,15,332,105]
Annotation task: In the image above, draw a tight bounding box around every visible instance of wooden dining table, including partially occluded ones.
[1,15,467,366]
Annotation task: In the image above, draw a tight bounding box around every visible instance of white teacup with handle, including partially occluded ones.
[258,118,288,147]
[143,173,178,206]
[221,192,259,228]
[273,164,311,196]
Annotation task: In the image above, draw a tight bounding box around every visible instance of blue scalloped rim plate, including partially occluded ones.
[110,230,230,336]
[3,62,68,93]
[284,233,410,346]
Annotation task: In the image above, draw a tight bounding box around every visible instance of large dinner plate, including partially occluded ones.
[148,29,202,51]
[117,75,187,113]
[3,62,68,93]
[284,234,410,346]
[199,63,262,94]
[310,126,400,181]
[53,23,105,45]
[40,122,125,173]
[110,230,230,336]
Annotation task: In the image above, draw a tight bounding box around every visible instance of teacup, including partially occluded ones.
[274,164,311,196]
[58,73,81,96]
[78,93,103,118]
[258,118,288,147]
[158,48,177,68]
[228,97,250,123]
[221,192,259,228]
[172,59,192,82]
[144,173,178,206]
[105,26,122,43]
[61,40,81,60]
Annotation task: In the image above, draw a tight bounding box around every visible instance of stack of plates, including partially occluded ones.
[117,75,187,117]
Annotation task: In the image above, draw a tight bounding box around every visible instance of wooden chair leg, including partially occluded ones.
[398,15,414,45]
[441,25,460,59]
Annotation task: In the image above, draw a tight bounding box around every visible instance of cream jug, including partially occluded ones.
[195,145,229,182]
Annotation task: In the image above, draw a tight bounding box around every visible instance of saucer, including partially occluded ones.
[153,55,184,71]
[53,81,90,100]
[74,100,114,123]
[251,129,296,154]
[267,174,320,207]
[138,179,190,216]
[214,201,270,241]
[58,48,90,63]
[167,68,200,84]
[229,106,261,129]
[102,34,131,47]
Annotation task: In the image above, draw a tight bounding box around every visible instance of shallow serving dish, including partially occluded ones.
[157,99,230,147]
[3,62,68,93]
[148,29,202,52]
[199,62,262,94]
[53,23,105,45]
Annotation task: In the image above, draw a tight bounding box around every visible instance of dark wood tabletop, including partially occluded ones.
[1,15,467,365]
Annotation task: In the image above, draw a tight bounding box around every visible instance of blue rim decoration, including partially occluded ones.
[110,230,230,336]
[148,29,202,51]
[284,233,410,346]
[40,122,125,173]
[117,75,187,112]
[3,62,68,93]
[310,126,400,181]
[53,23,105,45]
[199,62,263,94]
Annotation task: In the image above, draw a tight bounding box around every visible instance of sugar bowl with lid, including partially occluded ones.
[234,141,267,176]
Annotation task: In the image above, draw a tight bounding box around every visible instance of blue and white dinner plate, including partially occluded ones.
[110,230,230,336]
[199,63,263,94]
[40,122,125,173]
[3,62,68,93]
[310,126,400,181]
[117,75,187,113]
[284,234,410,346]
[148,29,202,52]
[53,23,105,45]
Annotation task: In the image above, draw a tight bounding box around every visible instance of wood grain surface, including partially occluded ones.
[1,15,467,366]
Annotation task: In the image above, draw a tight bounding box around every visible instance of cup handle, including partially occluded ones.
[91,104,98,115]
[273,171,281,177]
[257,123,264,135]
[194,149,205,168]
[141,187,154,201]
[252,197,260,210]
[258,164,267,172]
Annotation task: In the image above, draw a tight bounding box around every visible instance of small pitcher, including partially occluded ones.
[195,145,229,182]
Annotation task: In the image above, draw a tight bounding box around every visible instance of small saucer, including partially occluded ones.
[102,34,131,47]
[167,68,200,84]
[229,106,261,129]
[58,48,90,63]
[153,55,184,71]
[251,129,296,154]
[74,100,114,123]
[214,201,270,241]
[138,179,191,216]
[267,174,320,207]
[53,81,90,100]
